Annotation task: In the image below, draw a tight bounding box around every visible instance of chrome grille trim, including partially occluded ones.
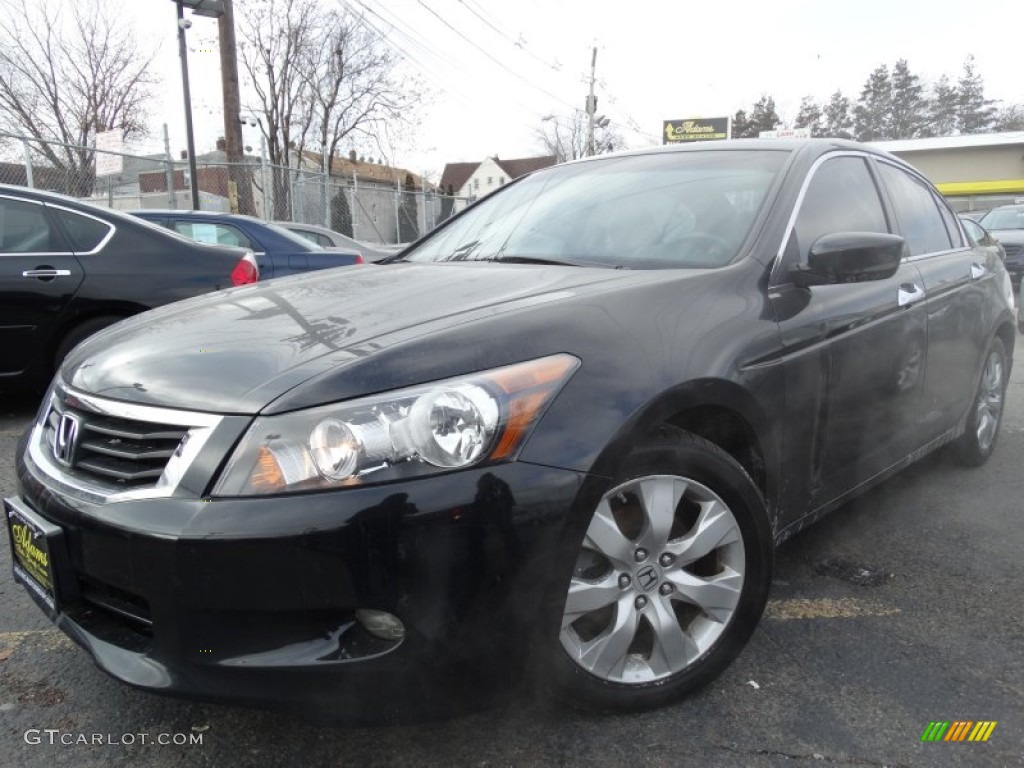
[28,384,224,502]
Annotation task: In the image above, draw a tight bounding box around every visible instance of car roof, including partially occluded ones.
[132,210,263,222]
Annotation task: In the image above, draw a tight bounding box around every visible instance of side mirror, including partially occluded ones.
[790,232,905,287]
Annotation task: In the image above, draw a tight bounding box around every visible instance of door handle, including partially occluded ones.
[970,262,986,279]
[22,269,71,278]
[898,283,925,307]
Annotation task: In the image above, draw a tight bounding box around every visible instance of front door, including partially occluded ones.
[772,154,927,508]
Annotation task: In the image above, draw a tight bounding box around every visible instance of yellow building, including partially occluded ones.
[870,132,1024,213]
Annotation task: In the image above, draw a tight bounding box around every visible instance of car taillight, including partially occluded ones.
[355,252,365,264]
[230,251,259,285]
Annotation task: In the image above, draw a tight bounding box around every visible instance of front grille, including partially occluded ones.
[43,398,189,490]
[1003,243,1022,260]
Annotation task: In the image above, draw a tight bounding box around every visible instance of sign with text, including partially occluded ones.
[759,127,812,139]
[663,117,730,144]
[94,130,124,176]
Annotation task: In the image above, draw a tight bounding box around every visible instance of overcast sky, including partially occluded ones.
[134,0,1024,178]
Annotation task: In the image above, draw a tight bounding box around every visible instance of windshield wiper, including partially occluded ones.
[495,255,603,267]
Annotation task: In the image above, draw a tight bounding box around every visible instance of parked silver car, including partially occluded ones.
[276,222,394,262]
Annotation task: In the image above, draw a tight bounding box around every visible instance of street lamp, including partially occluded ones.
[172,0,225,210]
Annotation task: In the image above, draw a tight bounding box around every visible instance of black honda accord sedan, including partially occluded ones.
[5,140,1015,720]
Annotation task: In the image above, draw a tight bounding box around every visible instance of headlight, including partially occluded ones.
[212,354,579,495]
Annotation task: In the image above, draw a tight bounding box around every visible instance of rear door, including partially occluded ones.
[0,194,84,376]
[875,160,989,437]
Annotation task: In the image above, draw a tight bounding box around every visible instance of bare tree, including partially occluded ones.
[0,0,156,195]
[239,0,421,219]
[536,110,622,163]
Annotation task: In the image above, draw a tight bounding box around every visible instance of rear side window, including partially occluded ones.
[793,156,888,263]
[51,208,112,252]
[0,197,58,253]
[174,221,252,248]
[877,163,952,256]
[961,218,983,244]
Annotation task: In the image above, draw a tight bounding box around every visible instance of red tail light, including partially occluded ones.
[230,252,259,286]
[355,252,365,264]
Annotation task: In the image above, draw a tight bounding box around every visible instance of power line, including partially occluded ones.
[414,0,578,114]
[455,0,561,72]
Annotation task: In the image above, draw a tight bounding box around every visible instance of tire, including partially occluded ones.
[53,315,123,372]
[550,427,773,712]
[953,336,1008,467]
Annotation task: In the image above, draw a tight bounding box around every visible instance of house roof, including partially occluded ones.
[299,151,428,189]
[439,155,559,194]
[495,155,558,179]
[438,162,478,194]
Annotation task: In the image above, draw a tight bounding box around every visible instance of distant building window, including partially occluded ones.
[487,176,492,185]
[474,179,479,190]
[499,177,505,185]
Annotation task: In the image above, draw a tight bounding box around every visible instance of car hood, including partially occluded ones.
[63,262,629,414]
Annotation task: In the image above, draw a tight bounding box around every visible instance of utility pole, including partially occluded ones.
[586,47,597,157]
[218,0,251,214]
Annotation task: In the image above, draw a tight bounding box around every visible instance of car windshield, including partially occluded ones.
[402,150,788,269]
[980,208,1024,230]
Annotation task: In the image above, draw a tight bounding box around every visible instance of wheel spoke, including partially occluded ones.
[637,476,687,553]
[562,572,620,627]
[583,499,634,566]
[647,595,700,676]
[670,499,740,565]
[577,596,639,678]
[666,567,743,623]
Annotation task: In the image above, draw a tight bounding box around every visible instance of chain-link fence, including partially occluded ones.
[0,131,468,245]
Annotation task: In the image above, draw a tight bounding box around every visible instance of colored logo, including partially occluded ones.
[921,721,997,742]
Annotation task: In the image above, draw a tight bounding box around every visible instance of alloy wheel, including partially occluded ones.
[560,474,745,684]
[975,349,1004,453]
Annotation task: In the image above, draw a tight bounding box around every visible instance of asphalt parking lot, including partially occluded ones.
[1,368,1022,768]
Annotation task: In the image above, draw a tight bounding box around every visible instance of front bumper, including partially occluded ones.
[12,440,589,719]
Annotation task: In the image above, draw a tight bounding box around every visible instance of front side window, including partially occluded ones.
[404,150,789,269]
[877,163,952,256]
[791,156,889,264]
[51,208,112,252]
[0,197,58,253]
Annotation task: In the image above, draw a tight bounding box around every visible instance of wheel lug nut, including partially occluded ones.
[659,553,674,567]
[659,583,674,596]
[635,596,648,609]
[618,574,631,589]
[634,548,648,562]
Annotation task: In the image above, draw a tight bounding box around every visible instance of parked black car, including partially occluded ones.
[6,140,1014,721]
[0,185,258,389]
[132,211,363,278]
[979,204,1024,285]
